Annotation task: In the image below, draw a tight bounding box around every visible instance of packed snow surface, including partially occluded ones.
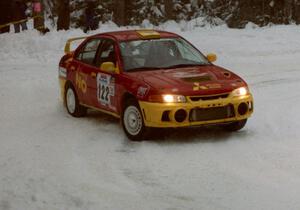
[1,24,300,210]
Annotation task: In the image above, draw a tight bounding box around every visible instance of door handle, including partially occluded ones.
[91,72,97,78]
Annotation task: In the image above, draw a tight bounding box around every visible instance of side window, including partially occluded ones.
[96,39,116,68]
[76,39,101,66]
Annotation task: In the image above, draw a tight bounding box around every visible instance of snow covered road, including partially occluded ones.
[1,25,300,210]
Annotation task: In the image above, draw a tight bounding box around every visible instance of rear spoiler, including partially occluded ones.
[64,36,87,54]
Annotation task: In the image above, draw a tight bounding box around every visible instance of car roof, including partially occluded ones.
[91,30,179,42]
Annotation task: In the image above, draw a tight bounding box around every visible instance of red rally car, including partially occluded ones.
[59,30,253,141]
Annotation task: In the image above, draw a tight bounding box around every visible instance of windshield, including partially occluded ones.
[119,38,210,72]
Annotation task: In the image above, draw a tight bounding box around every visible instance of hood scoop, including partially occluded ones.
[182,75,212,83]
[169,70,213,83]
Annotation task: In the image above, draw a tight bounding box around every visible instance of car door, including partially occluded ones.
[91,38,119,113]
[74,38,102,106]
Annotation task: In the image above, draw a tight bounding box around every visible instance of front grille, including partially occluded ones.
[189,94,229,102]
[189,105,235,122]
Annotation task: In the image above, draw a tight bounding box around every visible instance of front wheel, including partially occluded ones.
[222,119,247,132]
[65,84,87,117]
[122,99,148,141]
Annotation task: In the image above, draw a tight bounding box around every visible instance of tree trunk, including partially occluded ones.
[114,0,126,26]
[57,0,70,30]
[295,0,300,24]
[165,0,174,20]
[284,0,293,22]
[0,1,12,33]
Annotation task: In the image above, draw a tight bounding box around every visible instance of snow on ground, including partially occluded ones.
[1,24,300,210]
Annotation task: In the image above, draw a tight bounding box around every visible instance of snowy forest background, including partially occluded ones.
[43,0,300,30]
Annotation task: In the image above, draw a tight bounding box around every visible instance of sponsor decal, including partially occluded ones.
[97,73,115,106]
[76,72,87,93]
[137,86,149,98]
[193,82,221,91]
[193,82,208,91]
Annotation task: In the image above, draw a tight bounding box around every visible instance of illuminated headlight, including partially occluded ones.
[162,95,186,103]
[231,87,249,97]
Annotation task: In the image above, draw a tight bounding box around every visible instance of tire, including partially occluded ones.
[222,119,247,132]
[122,99,148,141]
[65,84,87,117]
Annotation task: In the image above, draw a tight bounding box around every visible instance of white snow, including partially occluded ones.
[1,24,300,210]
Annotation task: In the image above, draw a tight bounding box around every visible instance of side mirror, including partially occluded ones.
[207,53,217,63]
[100,62,116,73]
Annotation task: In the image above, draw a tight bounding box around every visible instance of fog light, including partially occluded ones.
[174,109,187,123]
[238,103,248,116]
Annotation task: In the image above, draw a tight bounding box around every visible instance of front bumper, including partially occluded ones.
[139,94,253,128]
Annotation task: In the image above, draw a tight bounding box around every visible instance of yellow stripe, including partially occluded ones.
[36,26,45,30]
[0,15,43,30]
[80,103,120,118]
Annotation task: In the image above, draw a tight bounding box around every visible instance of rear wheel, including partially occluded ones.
[122,99,148,141]
[65,84,87,117]
[222,119,247,132]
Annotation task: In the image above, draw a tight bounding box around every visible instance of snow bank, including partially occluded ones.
[1,24,300,210]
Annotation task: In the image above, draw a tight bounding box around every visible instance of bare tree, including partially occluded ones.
[295,0,300,24]
[284,0,294,22]
[114,0,126,26]
[164,0,174,20]
[57,0,70,30]
[43,0,56,26]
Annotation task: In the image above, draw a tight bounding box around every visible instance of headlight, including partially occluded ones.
[231,87,249,97]
[162,94,186,103]
[148,94,187,103]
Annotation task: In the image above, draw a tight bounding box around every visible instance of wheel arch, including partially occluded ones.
[63,80,76,105]
[121,92,148,141]
[64,80,87,117]
[121,92,137,110]
[65,80,75,91]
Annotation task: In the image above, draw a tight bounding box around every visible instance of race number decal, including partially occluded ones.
[97,73,115,106]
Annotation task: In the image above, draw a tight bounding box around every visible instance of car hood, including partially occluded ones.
[129,65,247,96]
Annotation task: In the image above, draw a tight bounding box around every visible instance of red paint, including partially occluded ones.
[59,30,248,116]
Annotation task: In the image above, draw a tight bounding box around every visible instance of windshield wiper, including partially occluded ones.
[164,63,210,69]
[127,67,162,72]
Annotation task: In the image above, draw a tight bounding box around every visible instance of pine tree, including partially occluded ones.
[42,0,300,29]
